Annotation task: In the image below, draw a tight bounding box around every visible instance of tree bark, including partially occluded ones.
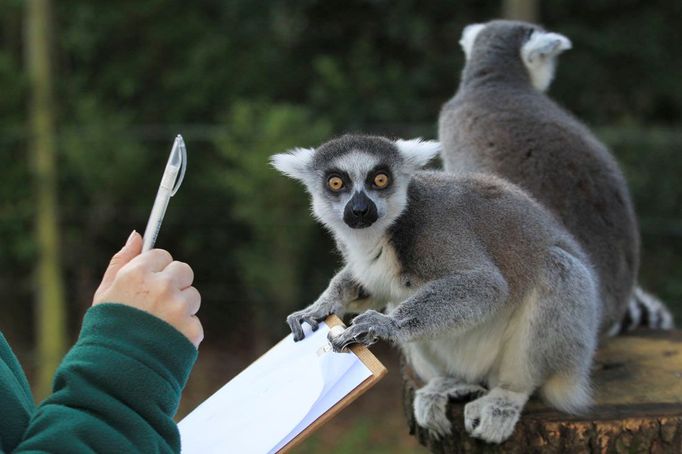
[25,0,67,400]
[502,0,539,23]
[403,330,682,453]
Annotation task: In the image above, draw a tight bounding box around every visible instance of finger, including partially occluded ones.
[130,248,173,272]
[180,286,201,315]
[287,315,305,342]
[96,231,142,294]
[361,327,379,346]
[187,315,204,348]
[161,261,194,289]
[328,330,353,352]
[330,335,351,353]
[303,317,319,331]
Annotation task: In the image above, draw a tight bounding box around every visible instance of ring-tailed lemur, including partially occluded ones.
[272,135,598,443]
[439,20,673,335]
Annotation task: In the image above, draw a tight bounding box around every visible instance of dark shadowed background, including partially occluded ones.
[1,0,680,452]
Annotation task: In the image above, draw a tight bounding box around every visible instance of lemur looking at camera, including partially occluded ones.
[439,20,673,334]
[272,135,599,444]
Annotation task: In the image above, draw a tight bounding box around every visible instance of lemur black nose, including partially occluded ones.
[343,191,378,229]
[351,202,369,216]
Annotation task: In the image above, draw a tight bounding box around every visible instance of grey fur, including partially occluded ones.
[286,265,363,341]
[439,20,643,333]
[272,134,598,443]
[414,377,486,438]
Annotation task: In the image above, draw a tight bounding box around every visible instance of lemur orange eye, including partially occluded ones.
[373,173,390,189]
[328,176,344,191]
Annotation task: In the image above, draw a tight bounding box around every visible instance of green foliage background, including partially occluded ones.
[1,0,680,353]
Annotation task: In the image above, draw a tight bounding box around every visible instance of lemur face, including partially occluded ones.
[318,151,391,229]
[271,135,439,234]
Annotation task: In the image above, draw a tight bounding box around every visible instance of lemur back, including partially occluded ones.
[439,20,640,333]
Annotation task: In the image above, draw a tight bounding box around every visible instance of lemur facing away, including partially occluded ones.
[439,20,673,334]
[272,135,599,443]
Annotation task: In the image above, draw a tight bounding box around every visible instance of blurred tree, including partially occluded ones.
[544,0,682,125]
[59,97,152,319]
[213,101,333,343]
[600,127,682,315]
[503,0,539,22]
[25,0,66,399]
[0,0,32,346]
[0,0,680,355]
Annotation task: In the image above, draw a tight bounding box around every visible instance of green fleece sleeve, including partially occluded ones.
[14,303,197,454]
[0,333,36,453]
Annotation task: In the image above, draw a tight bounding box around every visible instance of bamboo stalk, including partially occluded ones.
[25,0,67,400]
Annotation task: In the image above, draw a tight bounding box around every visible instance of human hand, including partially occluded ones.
[93,231,203,348]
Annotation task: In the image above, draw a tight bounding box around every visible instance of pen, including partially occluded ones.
[142,134,187,252]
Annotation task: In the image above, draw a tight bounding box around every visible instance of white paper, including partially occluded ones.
[179,322,372,454]
[270,360,372,453]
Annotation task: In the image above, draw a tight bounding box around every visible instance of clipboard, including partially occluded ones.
[278,314,388,453]
[178,314,388,453]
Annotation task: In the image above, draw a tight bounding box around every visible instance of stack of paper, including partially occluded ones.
[178,322,374,453]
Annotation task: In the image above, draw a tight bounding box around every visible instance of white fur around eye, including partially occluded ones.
[459,23,486,60]
[270,147,315,181]
[395,138,441,170]
[521,31,572,92]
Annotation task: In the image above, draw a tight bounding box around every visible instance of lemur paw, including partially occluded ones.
[414,382,486,439]
[414,390,451,438]
[464,391,523,444]
[287,305,330,341]
[328,310,397,352]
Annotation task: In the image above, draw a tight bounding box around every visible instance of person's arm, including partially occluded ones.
[15,304,196,453]
[14,231,203,453]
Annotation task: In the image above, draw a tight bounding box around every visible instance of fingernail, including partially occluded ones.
[126,230,137,246]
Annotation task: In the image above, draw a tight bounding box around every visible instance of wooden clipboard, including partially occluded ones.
[278,314,388,452]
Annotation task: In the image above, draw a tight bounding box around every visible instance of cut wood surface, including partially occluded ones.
[402,330,682,453]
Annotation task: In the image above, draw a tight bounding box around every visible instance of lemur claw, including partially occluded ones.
[287,307,327,341]
[327,309,396,352]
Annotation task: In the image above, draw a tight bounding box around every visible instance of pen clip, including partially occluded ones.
[170,134,187,196]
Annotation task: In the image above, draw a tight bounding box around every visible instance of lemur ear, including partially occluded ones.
[270,147,315,181]
[459,23,486,59]
[521,30,572,64]
[395,139,441,169]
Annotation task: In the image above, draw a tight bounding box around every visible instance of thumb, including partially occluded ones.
[97,231,143,292]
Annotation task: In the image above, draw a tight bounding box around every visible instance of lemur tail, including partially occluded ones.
[607,286,675,336]
[542,373,592,414]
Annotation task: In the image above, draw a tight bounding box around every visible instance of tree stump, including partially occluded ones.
[402,330,682,453]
